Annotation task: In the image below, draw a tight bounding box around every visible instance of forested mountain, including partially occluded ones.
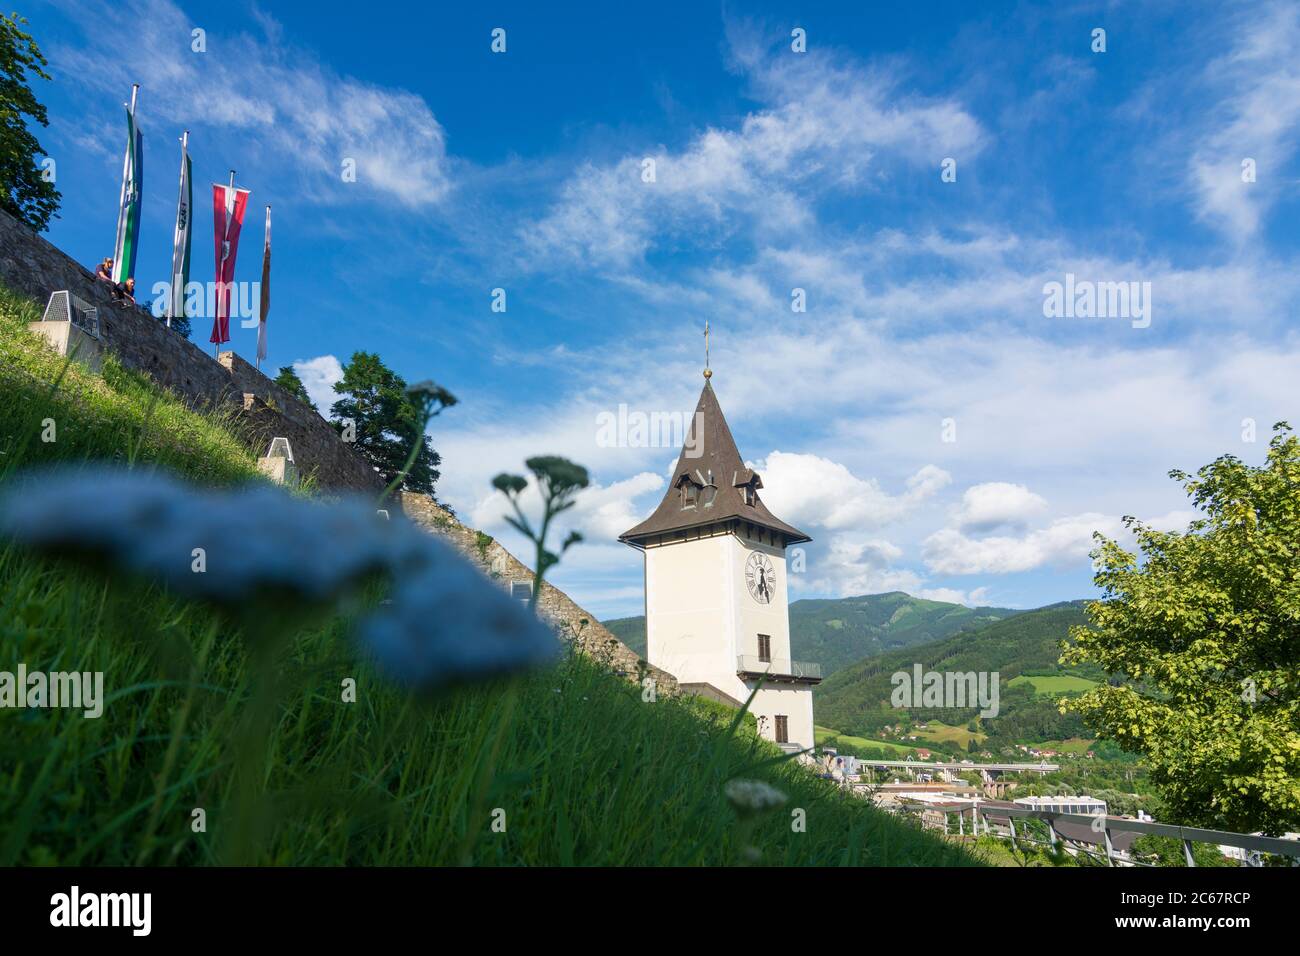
[814,602,1102,745]
[604,591,1021,675]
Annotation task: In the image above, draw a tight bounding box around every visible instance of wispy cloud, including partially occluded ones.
[519,36,984,269]
[51,0,451,207]
[1185,1,1300,241]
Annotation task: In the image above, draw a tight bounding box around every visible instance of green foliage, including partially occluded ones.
[606,590,1022,672]
[1131,836,1233,868]
[328,351,454,495]
[493,456,588,608]
[814,602,1096,741]
[0,13,59,231]
[1062,424,1300,835]
[273,365,312,405]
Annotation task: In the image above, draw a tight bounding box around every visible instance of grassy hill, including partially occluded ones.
[814,602,1103,753]
[0,284,977,866]
[605,591,1022,675]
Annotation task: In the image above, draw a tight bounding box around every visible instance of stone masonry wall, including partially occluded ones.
[400,491,678,694]
[0,208,381,493]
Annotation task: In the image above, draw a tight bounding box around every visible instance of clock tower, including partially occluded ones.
[620,371,821,751]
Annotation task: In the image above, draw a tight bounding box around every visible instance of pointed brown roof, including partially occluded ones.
[619,379,811,547]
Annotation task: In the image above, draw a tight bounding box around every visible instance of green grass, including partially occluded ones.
[0,285,265,486]
[913,720,985,747]
[815,726,919,756]
[0,285,979,866]
[1007,675,1099,696]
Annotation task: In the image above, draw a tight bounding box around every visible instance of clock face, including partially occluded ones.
[745,551,776,604]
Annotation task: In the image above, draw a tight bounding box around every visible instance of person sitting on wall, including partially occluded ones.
[95,258,114,283]
[111,276,136,307]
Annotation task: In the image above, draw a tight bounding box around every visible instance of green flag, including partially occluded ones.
[111,105,143,284]
[167,135,192,327]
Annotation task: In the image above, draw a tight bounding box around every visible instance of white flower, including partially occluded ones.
[724,778,788,816]
[0,467,558,686]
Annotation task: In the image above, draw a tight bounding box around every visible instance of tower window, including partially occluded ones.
[775,715,789,744]
[676,473,702,509]
[757,634,771,662]
[734,470,763,506]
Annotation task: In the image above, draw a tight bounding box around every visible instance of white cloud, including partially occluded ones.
[752,452,950,531]
[1186,2,1300,241]
[952,482,1048,531]
[799,533,991,607]
[53,0,451,206]
[923,513,1124,576]
[519,42,983,268]
[292,355,343,415]
[801,533,924,597]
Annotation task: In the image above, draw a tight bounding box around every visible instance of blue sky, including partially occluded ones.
[23,0,1300,617]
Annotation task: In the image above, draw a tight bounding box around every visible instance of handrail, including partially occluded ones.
[736,654,822,680]
[938,803,1300,858]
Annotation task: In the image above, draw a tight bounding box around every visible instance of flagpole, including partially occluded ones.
[168,130,188,329]
[112,84,139,285]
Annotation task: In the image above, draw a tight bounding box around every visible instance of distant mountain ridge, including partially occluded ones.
[813,601,1100,746]
[603,590,1024,676]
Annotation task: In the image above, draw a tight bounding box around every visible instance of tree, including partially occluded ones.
[274,365,312,405]
[1,14,60,231]
[1132,835,1233,868]
[329,351,452,495]
[163,310,192,340]
[1062,423,1300,835]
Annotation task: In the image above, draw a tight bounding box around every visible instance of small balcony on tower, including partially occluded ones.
[736,655,822,685]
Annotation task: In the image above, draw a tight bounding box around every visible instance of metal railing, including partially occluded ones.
[41,290,100,339]
[908,802,1300,867]
[736,655,822,680]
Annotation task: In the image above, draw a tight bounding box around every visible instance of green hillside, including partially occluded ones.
[605,591,1022,675]
[0,284,976,866]
[814,602,1103,750]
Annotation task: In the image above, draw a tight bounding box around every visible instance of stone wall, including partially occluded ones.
[400,492,677,694]
[0,208,381,493]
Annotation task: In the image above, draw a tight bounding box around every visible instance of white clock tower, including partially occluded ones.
[620,367,821,751]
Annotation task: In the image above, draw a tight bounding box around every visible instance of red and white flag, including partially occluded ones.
[210,181,250,346]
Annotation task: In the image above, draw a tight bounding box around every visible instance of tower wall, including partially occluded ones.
[731,529,792,666]
[644,534,737,692]
[643,525,815,750]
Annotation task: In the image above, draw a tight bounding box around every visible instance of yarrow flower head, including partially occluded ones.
[0,468,421,603]
[362,555,557,688]
[404,379,458,418]
[724,778,788,818]
[0,467,558,687]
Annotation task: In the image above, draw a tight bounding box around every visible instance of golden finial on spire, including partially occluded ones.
[703,321,712,379]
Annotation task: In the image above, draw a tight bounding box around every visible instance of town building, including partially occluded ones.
[620,367,820,750]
